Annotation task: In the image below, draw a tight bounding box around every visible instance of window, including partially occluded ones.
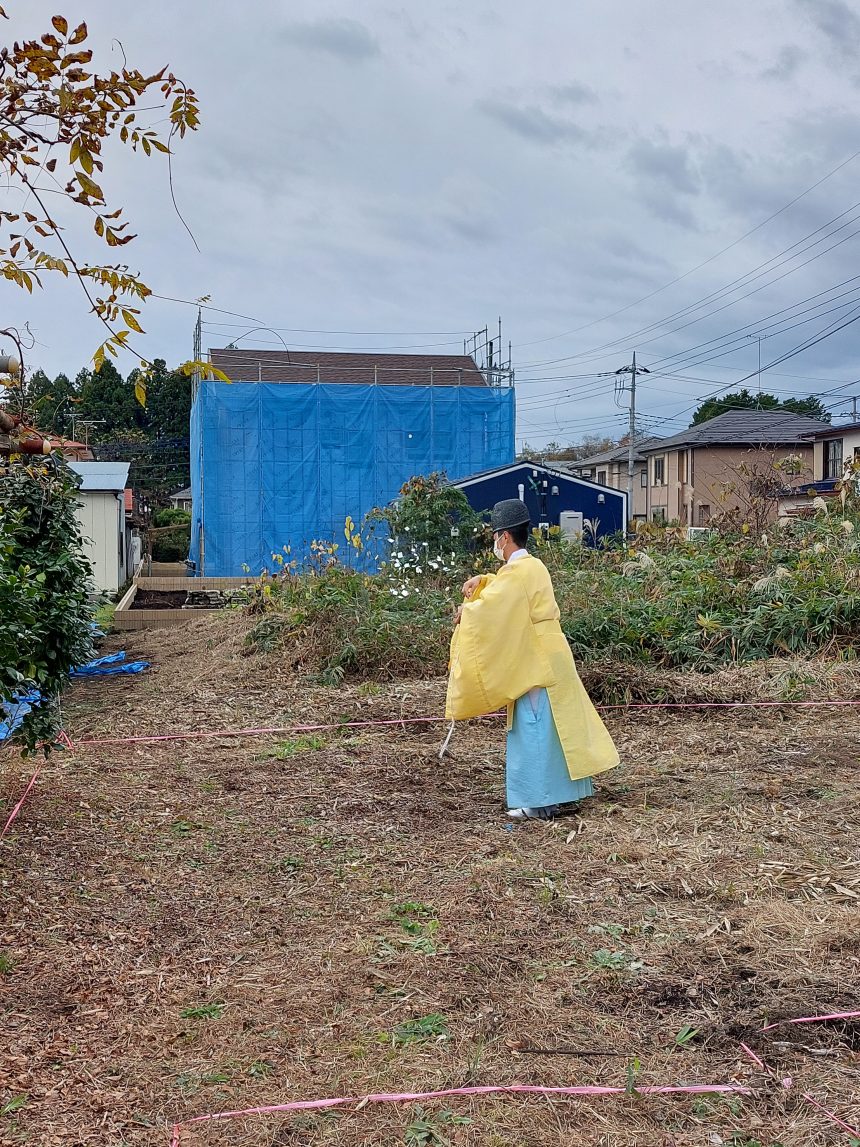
[679,451,687,483]
[653,456,665,485]
[652,507,666,523]
[825,438,844,479]
[699,504,711,525]
[640,469,647,488]
[597,469,607,485]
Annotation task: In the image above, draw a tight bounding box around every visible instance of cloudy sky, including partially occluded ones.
[7,0,860,446]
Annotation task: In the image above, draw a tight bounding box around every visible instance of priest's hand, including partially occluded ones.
[461,575,481,599]
[453,605,464,627]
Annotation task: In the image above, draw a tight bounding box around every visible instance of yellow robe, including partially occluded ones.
[445,554,619,782]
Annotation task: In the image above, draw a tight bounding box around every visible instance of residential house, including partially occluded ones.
[636,409,827,525]
[169,485,193,511]
[190,348,515,574]
[561,437,664,522]
[451,462,627,542]
[68,461,138,594]
[777,421,860,515]
[806,421,860,484]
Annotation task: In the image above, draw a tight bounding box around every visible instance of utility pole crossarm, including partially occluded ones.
[615,353,650,528]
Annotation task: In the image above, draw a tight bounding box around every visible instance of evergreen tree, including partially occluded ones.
[691,389,830,426]
[136,359,191,439]
[21,369,78,436]
[77,361,145,437]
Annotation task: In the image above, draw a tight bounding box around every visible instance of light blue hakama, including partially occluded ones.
[505,687,594,809]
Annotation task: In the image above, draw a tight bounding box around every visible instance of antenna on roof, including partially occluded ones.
[466,320,513,387]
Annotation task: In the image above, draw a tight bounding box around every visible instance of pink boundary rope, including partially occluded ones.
[1,729,74,839]
[168,1082,753,1147]
[762,1010,860,1032]
[73,698,860,749]
[743,1034,860,1139]
[801,1092,860,1138]
[1,766,41,839]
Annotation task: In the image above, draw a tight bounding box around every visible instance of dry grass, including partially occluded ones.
[2,615,860,1146]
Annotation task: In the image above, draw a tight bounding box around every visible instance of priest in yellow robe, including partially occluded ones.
[446,498,619,820]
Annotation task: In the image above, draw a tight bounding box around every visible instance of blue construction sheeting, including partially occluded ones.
[0,692,41,743]
[452,462,627,542]
[189,382,516,575]
[70,652,150,678]
[1,654,149,743]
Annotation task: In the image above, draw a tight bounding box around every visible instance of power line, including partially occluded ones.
[515,192,860,372]
[636,305,860,427]
[513,147,860,352]
[645,273,860,370]
[202,321,473,336]
[201,333,470,352]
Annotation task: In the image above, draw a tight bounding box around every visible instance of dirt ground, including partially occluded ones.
[2,617,860,1147]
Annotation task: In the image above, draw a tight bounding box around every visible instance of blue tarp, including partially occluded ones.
[1,653,149,742]
[70,651,150,678]
[189,381,516,575]
[0,692,41,743]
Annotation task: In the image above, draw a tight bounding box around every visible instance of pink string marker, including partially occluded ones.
[168,1081,753,1146]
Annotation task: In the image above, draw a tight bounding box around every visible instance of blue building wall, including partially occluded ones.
[453,463,626,540]
[189,381,515,575]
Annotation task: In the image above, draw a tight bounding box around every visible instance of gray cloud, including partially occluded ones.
[761,44,807,81]
[281,17,380,61]
[628,139,700,196]
[479,98,592,145]
[795,0,860,59]
[550,82,598,106]
[9,0,860,452]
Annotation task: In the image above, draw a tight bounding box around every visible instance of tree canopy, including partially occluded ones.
[690,390,830,426]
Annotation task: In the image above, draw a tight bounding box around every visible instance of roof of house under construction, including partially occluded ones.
[208,348,488,386]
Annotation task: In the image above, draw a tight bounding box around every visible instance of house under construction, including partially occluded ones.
[188,341,515,575]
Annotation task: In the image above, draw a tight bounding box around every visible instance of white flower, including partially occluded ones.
[416,567,423,574]
[813,496,828,514]
[842,519,855,534]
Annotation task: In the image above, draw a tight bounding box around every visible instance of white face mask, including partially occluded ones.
[493,536,505,561]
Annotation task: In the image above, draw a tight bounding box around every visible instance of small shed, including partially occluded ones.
[451,462,627,541]
[68,461,132,595]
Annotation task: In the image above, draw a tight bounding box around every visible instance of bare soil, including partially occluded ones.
[131,591,191,611]
[2,616,860,1146]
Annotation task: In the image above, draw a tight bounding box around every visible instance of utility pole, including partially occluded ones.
[615,352,650,527]
[747,333,763,404]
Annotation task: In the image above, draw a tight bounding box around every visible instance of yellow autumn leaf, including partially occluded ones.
[121,308,144,334]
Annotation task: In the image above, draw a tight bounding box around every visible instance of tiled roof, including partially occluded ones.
[562,437,664,468]
[801,421,860,440]
[208,348,488,386]
[637,409,827,451]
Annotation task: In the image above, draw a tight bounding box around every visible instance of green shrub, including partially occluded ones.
[364,471,486,559]
[240,511,860,680]
[0,460,94,751]
[151,507,191,562]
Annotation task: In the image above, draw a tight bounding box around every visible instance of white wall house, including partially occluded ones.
[68,461,131,595]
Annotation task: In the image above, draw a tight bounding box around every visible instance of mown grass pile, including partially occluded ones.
[239,510,860,684]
